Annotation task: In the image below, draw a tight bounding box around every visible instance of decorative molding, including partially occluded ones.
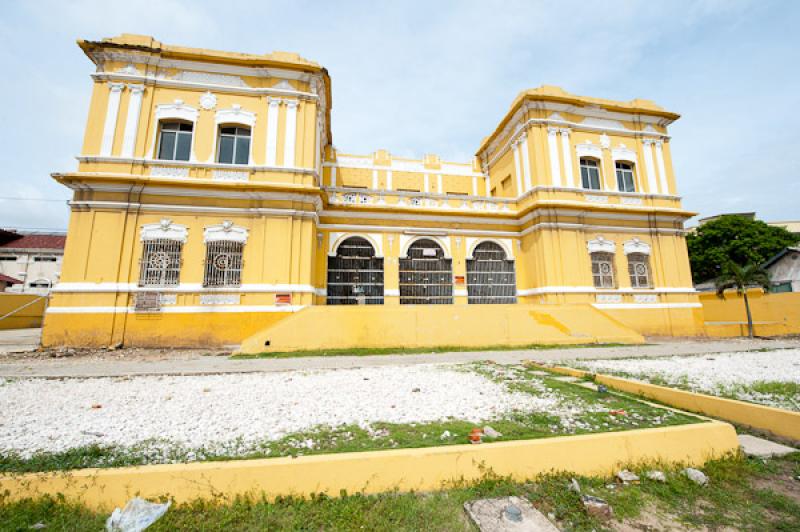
[465,237,514,259]
[584,194,608,203]
[173,71,248,87]
[266,97,281,166]
[155,99,199,123]
[399,234,451,259]
[140,218,188,242]
[596,293,623,304]
[273,79,294,90]
[200,294,241,305]
[328,232,384,257]
[611,143,637,163]
[47,304,306,314]
[212,169,249,182]
[575,141,602,160]
[621,196,643,205]
[623,237,651,255]
[559,129,574,188]
[100,82,125,156]
[215,104,256,127]
[120,84,144,158]
[199,91,217,110]
[633,294,658,304]
[204,221,249,244]
[150,166,190,178]
[115,64,140,76]
[587,236,616,254]
[654,141,670,195]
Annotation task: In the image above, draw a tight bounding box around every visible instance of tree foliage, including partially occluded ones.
[687,216,799,283]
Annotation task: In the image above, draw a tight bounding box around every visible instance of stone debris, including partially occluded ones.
[683,467,709,486]
[464,496,559,531]
[738,434,798,458]
[568,478,581,493]
[616,469,640,484]
[645,470,666,482]
[440,430,452,440]
[483,426,503,438]
[581,495,613,520]
[553,376,580,382]
[29,524,46,530]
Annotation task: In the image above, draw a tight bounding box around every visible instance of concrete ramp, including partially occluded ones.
[237,304,643,354]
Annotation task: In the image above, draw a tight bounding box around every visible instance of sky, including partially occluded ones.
[0,0,797,231]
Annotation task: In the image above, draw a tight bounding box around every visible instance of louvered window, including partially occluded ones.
[204,240,244,287]
[467,241,517,304]
[139,238,182,286]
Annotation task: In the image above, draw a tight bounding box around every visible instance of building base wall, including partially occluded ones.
[0,293,46,330]
[700,289,800,337]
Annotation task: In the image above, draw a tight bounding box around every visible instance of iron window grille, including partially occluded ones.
[139,238,183,287]
[591,252,616,288]
[157,122,193,161]
[615,161,636,192]
[627,253,651,288]
[326,237,384,305]
[203,240,244,287]
[217,126,251,165]
[399,239,453,305]
[466,241,517,304]
[580,158,602,190]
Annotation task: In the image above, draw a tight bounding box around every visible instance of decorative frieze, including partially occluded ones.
[633,294,658,304]
[212,170,249,182]
[585,194,609,203]
[150,166,189,178]
[200,294,241,305]
[596,294,623,304]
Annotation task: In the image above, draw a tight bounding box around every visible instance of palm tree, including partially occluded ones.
[714,261,772,338]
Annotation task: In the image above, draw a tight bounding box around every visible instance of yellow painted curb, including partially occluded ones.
[526,362,800,442]
[1,423,737,511]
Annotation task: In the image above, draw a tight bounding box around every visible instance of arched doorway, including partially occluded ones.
[326,236,384,305]
[399,238,453,304]
[466,241,517,304]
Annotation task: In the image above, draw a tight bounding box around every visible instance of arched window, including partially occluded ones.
[615,161,636,192]
[591,252,615,288]
[627,253,651,288]
[399,239,452,305]
[327,237,384,305]
[467,241,516,304]
[217,126,251,165]
[580,158,602,190]
[156,121,193,161]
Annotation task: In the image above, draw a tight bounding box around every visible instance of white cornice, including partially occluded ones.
[75,156,318,176]
[52,282,317,294]
[517,286,697,296]
[70,200,319,222]
[326,157,485,178]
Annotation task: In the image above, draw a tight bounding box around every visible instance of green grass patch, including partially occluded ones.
[2,454,799,531]
[230,342,634,359]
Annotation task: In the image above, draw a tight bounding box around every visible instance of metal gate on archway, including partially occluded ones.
[399,238,453,304]
[466,241,517,304]
[326,236,384,305]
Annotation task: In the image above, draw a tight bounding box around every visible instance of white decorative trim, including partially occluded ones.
[611,143,637,164]
[155,99,199,123]
[621,196,643,205]
[516,286,697,296]
[465,237,514,259]
[642,139,658,194]
[559,129,574,188]
[633,294,658,304]
[273,79,294,90]
[547,127,561,186]
[654,141,669,195]
[120,84,144,158]
[283,99,299,167]
[584,194,608,203]
[512,140,524,194]
[328,156,485,179]
[52,282,320,294]
[575,141,602,160]
[266,97,281,166]
[520,133,533,191]
[212,170,249,182]
[204,221,249,244]
[623,237,651,255]
[399,234,451,259]
[384,288,400,297]
[199,91,217,110]
[150,166,189,178]
[173,71,247,87]
[328,232,384,257]
[200,294,241,305]
[140,218,188,242]
[215,104,256,127]
[46,304,306,314]
[100,82,125,156]
[596,294,623,304]
[587,236,616,254]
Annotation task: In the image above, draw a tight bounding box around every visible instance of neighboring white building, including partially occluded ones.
[764,247,800,293]
[0,230,66,295]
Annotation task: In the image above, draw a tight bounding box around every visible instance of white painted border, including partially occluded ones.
[465,237,514,259]
[46,305,306,314]
[328,232,384,257]
[592,303,702,310]
[52,282,319,294]
[399,234,452,259]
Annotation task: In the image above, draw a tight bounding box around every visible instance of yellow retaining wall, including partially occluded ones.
[527,363,800,442]
[700,289,800,337]
[237,304,645,354]
[1,422,738,511]
[0,293,46,330]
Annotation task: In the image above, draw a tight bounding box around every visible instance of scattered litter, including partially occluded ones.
[411,387,420,393]
[568,478,581,493]
[464,496,559,531]
[609,409,627,416]
[29,523,46,530]
[91,404,102,409]
[482,426,502,438]
[581,495,612,520]
[646,470,666,482]
[105,498,171,532]
[616,470,640,484]
[439,430,452,440]
[683,467,708,486]
[605,483,616,490]
[597,384,608,394]
[469,427,483,444]
[81,430,105,438]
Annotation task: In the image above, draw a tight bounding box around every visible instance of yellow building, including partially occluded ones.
[43,34,703,349]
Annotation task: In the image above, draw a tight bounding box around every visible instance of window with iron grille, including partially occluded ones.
[615,161,636,192]
[580,158,602,190]
[203,240,244,287]
[627,253,651,288]
[399,239,453,305]
[467,241,517,304]
[139,238,183,286]
[217,126,251,165]
[157,122,193,161]
[591,252,615,288]
[326,237,384,305]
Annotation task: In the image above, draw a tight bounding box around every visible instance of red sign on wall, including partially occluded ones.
[275,293,292,305]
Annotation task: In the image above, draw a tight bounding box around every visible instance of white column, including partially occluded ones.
[386,170,393,191]
[423,173,430,192]
[120,84,144,158]
[472,175,478,196]
[512,141,524,194]
[283,100,298,168]
[372,169,379,189]
[642,139,658,194]
[265,97,281,166]
[547,127,561,187]
[330,165,337,187]
[484,176,490,196]
[559,128,574,188]
[100,82,125,156]
[437,174,443,194]
[654,141,669,194]
[520,132,533,192]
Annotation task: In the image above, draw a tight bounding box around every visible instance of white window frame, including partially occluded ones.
[615,161,636,193]
[579,157,602,190]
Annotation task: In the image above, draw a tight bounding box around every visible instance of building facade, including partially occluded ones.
[0,230,66,295]
[43,34,702,347]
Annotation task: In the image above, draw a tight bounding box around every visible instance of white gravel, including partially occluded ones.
[576,349,800,411]
[0,364,588,458]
